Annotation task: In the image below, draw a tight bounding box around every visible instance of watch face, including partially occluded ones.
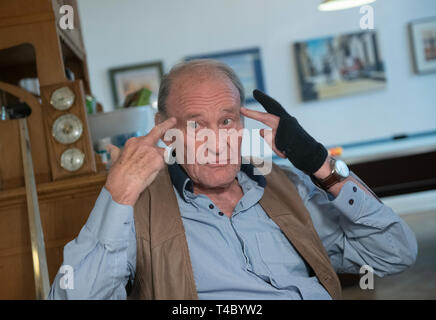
[52,114,83,144]
[50,86,76,111]
[60,148,85,171]
[334,159,350,178]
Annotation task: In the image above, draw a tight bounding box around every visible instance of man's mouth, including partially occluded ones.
[204,161,231,167]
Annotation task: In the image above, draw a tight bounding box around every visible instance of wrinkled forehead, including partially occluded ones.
[166,71,241,117]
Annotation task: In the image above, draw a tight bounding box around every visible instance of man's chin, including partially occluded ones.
[195,163,239,188]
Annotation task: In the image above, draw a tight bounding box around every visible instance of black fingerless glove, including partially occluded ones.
[253,89,328,174]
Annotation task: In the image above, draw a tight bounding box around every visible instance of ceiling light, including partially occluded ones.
[319,0,376,11]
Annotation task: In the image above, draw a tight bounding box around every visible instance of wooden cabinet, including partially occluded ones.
[0,0,105,299]
[0,173,106,299]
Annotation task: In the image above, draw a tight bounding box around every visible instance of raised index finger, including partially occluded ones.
[240,107,279,128]
[145,117,177,144]
[253,89,288,117]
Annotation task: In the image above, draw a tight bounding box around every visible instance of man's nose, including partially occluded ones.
[205,127,227,156]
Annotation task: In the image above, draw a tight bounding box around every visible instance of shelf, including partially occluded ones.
[0,171,107,208]
[0,0,87,88]
[0,40,84,69]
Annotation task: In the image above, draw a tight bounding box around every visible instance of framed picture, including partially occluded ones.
[294,30,386,102]
[186,48,265,104]
[109,61,164,108]
[409,17,436,74]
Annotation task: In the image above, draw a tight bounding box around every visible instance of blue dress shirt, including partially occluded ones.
[48,163,417,300]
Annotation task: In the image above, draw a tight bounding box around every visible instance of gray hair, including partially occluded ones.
[157,59,245,116]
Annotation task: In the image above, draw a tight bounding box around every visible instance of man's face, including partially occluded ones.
[164,73,244,190]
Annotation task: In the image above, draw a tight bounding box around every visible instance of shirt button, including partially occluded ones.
[209,204,214,209]
[218,211,224,216]
[353,186,357,192]
[349,199,354,205]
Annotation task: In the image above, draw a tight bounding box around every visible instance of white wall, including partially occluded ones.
[77,0,436,147]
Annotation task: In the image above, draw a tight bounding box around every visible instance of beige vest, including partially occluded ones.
[129,162,342,299]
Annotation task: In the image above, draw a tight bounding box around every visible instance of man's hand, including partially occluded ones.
[240,89,327,175]
[104,117,177,206]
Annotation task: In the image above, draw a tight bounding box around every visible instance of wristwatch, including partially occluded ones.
[315,157,350,190]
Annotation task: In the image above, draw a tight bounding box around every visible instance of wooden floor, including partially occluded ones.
[342,210,436,300]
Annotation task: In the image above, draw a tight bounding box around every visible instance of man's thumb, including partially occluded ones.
[106,144,121,164]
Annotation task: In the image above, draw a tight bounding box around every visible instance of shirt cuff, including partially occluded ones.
[85,187,134,244]
[329,180,365,222]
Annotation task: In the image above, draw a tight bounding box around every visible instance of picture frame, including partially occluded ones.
[294,30,386,102]
[109,61,164,108]
[186,48,265,104]
[409,17,436,74]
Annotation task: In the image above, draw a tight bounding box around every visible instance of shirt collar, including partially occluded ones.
[167,162,267,201]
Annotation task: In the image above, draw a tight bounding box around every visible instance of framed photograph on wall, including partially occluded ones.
[294,30,386,102]
[109,61,164,108]
[186,48,265,104]
[409,17,436,74]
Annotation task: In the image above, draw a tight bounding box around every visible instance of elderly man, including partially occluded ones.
[49,60,417,300]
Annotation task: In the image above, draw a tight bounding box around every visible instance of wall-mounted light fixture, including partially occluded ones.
[319,0,376,11]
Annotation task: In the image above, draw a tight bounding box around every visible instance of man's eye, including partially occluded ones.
[223,118,232,126]
[188,121,199,129]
